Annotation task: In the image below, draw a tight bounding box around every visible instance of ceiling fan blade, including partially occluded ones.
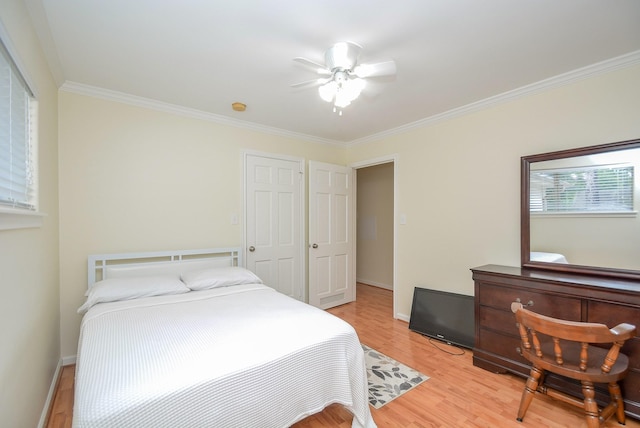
[353,60,396,78]
[290,77,330,89]
[293,57,332,75]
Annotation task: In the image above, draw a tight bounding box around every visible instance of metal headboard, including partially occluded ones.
[87,247,242,287]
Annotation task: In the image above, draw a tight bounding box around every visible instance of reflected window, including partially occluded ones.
[531,164,633,214]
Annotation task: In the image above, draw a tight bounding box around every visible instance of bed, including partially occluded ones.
[73,248,376,428]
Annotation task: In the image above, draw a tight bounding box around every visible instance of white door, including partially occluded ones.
[308,161,355,309]
[245,153,304,301]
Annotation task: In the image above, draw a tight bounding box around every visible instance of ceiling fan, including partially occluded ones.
[292,41,396,113]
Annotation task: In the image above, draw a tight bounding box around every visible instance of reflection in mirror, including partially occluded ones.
[522,138,640,279]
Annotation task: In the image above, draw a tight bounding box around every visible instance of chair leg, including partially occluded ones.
[608,382,626,425]
[581,381,600,428]
[517,366,543,422]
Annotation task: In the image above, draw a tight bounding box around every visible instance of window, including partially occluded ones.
[0,37,37,211]
[530,163,634,214]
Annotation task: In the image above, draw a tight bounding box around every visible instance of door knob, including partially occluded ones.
[312,243,318,249]
[249,246,255,252]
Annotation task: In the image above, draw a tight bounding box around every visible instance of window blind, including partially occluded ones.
[530,164,634,213]
[0,38,36,211]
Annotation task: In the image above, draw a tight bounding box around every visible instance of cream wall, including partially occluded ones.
[0,1,60,427]
[58,92,346,358]
[356,162,394,289]
[59,64,640,359]
[348,64,640,321]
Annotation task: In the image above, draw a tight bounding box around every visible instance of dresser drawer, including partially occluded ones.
[587,301,640,328]
[478,328,527,365]
[477,282,581,320]
[622,369,640,400]
[588,301,640,370]
[479,305,520,336]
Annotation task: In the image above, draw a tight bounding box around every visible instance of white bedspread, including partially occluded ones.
[73,284,376,428]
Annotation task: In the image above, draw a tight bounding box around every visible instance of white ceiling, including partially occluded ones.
[24,0,640,145]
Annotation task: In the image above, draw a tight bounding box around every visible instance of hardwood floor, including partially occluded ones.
[47,283,640,427]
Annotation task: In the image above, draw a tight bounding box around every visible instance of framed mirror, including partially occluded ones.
[521,138,640,280]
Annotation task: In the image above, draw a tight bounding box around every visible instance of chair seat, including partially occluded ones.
[523,340,630,383]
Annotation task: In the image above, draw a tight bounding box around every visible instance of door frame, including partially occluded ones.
[350,154,398,319]
[243,150,306,301]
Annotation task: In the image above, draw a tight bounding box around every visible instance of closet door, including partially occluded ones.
[245,153,304,301]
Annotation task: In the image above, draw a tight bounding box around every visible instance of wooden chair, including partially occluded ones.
[511,302,636,428]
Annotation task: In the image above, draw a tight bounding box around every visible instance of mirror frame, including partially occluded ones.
[521,137,640,280]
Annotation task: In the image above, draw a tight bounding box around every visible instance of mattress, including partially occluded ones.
[73,283,375,428]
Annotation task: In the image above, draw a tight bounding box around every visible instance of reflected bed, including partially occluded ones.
[530,251,568,264]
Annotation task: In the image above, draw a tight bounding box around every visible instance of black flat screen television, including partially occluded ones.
[408,287,475,349]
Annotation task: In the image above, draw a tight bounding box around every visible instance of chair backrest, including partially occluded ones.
[511,302,636,380]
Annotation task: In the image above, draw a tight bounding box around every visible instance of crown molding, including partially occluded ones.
[60,50,640,149]
[59,81,345,147]
[347,50,640,147]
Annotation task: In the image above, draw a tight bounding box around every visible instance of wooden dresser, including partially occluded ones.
[471,264,640,418]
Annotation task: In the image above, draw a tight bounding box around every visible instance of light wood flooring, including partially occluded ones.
[47,283,640,427]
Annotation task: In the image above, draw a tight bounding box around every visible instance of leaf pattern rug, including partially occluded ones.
[362,344,429,409]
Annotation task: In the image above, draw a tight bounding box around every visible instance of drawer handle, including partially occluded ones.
[515,298,534,307]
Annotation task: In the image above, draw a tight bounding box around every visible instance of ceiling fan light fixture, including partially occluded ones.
[334,91,352,108]
[322,77,365,108]
[325,41,361,70]
[318,76,365,109]
[318,80,337,102]
[293,41,394,112]
[343,77,365,100]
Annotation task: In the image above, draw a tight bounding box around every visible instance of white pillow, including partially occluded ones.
[78,274,189,314]
[181,266,262,291]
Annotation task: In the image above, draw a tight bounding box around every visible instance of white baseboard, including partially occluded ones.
[356,278,393,290]
[38,359,62,428]
[396,312,410,323]
[62,355,77,365]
